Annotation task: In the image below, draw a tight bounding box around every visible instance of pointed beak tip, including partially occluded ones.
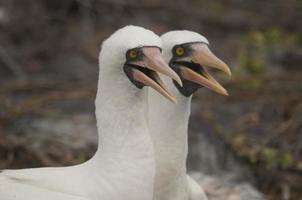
[221,88,229,96]
[217,90,228,96]
[226,68,232,76]
[221,63,232,76]
[176,77,183,87]
[168,94,178,104]
[169,69,183,87]
[167,95,178,104]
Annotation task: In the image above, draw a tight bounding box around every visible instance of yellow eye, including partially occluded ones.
[175,47,184,56]
[129,50,138,58]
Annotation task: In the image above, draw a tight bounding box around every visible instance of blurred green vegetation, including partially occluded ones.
[239,28,300,77]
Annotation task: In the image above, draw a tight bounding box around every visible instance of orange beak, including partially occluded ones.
[177,43,231,95]
[130,47,182,103]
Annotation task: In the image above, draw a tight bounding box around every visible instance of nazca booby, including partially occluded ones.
[0,25,182,200]
[148,30,231,200]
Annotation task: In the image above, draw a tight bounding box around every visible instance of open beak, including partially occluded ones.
[177,43,231,96]
[133,48,182,86]
[129,47,181,103]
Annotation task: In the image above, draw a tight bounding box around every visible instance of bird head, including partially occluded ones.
[161,30,231,97]
[99,25,182,103]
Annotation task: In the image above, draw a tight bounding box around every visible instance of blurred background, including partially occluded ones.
[0,0,302,199]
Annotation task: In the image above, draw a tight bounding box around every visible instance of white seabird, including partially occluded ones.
[0,25,182,200]
[148,30,231,200]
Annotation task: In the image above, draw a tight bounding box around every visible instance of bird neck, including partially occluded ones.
[92,65,154,166]
[149,76,191,183]
[83,60,155,200]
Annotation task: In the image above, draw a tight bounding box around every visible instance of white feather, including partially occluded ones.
[148,30,208,200]
[0,25,161,200]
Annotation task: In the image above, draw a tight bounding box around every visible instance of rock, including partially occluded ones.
[19,114,98,149]
[189,172,264,200]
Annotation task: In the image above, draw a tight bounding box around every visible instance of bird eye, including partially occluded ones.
[175,47,185,56]
[129,50,138,58]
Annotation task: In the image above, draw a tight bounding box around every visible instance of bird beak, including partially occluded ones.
[134,48,183,86]
[191,43,231,76]
[130,47,181,103]
[177,43,231,95]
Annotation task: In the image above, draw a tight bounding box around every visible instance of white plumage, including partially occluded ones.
[149,30,230,200]
[0,25,179,200]
[149,73,207,200]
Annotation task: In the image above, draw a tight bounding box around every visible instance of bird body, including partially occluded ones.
[0,25,180,200]
[0,175,89,200]
[0,165,89,199]
[149,30,231,200]
[149,75,195,200]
